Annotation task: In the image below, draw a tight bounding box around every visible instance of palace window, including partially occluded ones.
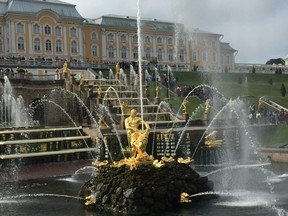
[179,50,185,61]
[0,40,2,52]
[0,26,2,35]
[226,55,230,64]
[18,37,25,50]
[91,32,97,40]
[45,39,52,51]
[145,47,151,58]
[145,36,151,43]
[167,38,173,45]
[55,26,62,36]
[108,33,114,41]
[56,40,62,52]
[132,35,137,42]
[157,37,162,44]
[17,23,24,33]
[213,52,217,62]
[193,51,197,61]
[121,46,127,59]
[71,41,77,53]
[168,49,173,61]
[70,27,76,37]
[179,39,184,46]
[108,45,114,58]
[33,24,40,34]
[44,25,51,35]
[92,45,97,57]
[120,34,127,42]
[202,51,207,61]
[34,38,41,51]
[157,48,162,61]
[133,47,138,59]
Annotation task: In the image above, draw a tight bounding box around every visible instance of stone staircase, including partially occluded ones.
[0,127,95,167]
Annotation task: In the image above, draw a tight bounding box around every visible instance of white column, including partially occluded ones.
[101,29,106,60]
[63,25,68,57]
[115,32,119,61]
[152,35,156,58]
[128,34,132,61]
[78,26,84,61]
[28,22,33,54]
[10,20,16,54]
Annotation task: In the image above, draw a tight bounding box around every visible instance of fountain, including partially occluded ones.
[1,2,288,216]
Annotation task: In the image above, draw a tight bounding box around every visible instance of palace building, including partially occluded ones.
[0,0,237,72]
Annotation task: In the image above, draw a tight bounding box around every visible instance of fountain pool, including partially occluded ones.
[0,163,288,216]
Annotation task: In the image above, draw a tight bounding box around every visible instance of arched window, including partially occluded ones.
[45,39,52,51]
[157,37,162,44]
[56,40,62,52]
[18,37,25,50]
[70,27,76,37]
[108,45,114,58]
[121,46,127,59]
[55,26,61,36]
[92,45,97,57]
[179,39,184,46]
[33,24,40,34]
[168,38,173,45]
[145,36,150,43]
[91,32,97,40]
[179,50,185,61]
[17,23,24,33]
[44,25,51,35]
[192,51,197,61]
[71,41,77,53]
[145,47,151,58]
[202,51,207,62]
[34,38,41,51]
[132,35,137,42]
[168,49,173,61]
[157,48,162,61]
[120,34,126,42]
[108,33,114,41]
[213,52,217,62]
[133,47,138,59]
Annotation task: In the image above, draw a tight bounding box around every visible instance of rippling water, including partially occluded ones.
[0,163,288,216]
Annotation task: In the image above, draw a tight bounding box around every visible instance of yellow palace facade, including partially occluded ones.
[0,0,237,72]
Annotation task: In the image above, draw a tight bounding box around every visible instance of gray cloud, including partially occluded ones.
[68,0,288,63]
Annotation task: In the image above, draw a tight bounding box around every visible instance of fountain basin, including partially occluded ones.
[79,161,215,215]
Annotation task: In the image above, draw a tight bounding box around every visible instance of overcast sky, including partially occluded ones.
[67,0,288,64]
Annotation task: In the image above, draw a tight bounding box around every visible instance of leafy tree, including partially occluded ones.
[281,83,286,97]
[266,58,285,65]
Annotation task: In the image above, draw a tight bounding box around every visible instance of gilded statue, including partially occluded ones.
[62,61,68,73]
[205,130,222,148]
[97,86,102,99]
[182,99,189,114]
[79,72,84,85]
[204,99,211,114]
[125,109,151,158]
[155,85,159,98]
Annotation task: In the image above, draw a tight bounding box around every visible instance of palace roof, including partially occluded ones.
[88,15,184,32]
[0,0,82,19]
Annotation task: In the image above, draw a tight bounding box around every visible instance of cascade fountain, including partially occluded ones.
[0,76,35,128]
[1,2,288,216]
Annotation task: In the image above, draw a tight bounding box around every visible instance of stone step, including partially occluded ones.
[0,147,96,159]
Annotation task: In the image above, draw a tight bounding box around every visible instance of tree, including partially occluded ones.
[266,58,285,65]
[281,83,286,97]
